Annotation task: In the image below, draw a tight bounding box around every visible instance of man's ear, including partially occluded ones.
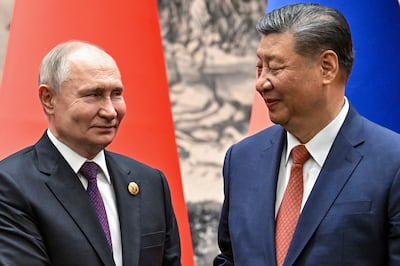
[319,50,339,84]
[38,85,56,115]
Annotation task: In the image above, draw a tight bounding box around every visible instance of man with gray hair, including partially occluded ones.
[0,40,181,265]
[214,3,400,265]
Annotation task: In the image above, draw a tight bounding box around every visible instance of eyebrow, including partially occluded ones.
[81,86,123,94]
[256,53,285,66]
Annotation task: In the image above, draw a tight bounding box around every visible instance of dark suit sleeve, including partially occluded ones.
[159,171,182,266]
[0,171,50,265]
[213,197,234,266]
[214,147,234,266]
[388,167,400,264]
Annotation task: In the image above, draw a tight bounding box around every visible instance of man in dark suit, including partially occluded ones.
[0,40,181,265]
[214,3,400,266]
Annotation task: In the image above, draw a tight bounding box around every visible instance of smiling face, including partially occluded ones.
[255,32,341,142]
[40,46,126,158]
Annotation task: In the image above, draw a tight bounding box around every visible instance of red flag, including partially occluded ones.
[0,1,194,265]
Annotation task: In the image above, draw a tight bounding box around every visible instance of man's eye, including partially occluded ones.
[256,66,262,76]
[270,68,280,73]
[269,66,284,74]
[112,90,123,97]
[83,92,101,98]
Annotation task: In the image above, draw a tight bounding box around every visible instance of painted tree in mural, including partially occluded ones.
[158,0,265,161]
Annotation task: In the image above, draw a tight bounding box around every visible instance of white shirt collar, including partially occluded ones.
[285,97,350,167]
[46,129,111,183]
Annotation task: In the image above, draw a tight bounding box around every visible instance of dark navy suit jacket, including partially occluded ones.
[214,106,400,265]
[0,133,181,266]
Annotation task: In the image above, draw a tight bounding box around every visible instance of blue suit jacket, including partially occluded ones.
[0,133,181,265]
[214,106,400,265]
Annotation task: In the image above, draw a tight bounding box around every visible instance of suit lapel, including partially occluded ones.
[36,134,115,266]
[241,126,285,265]
[285,107,365,265]
[260,129,286,265]
[106,153,141,266]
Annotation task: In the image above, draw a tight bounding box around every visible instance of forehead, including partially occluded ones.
[62,50,123,91]
[256,32,296,60]
[67,48,121,77]
[67,46,118,68]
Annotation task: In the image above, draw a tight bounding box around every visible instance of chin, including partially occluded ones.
[93,137,114,148]
[268,111,288,126]
[268,116,281,125]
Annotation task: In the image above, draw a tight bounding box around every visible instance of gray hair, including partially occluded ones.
[38,40,105,90]
[256,3,354,79]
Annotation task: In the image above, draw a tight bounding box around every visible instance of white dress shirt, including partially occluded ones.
[275,98,350,217]
[47,130,122,266]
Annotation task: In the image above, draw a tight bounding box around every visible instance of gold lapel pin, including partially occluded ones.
[128,182,139,196]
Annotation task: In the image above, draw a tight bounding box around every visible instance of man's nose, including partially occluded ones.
[99,98,117,119]
[255,72,273,94]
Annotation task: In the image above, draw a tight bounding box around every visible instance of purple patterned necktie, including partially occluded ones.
[80,161,112,250]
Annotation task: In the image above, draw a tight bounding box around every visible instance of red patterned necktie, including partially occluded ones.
[80,161,113,250]
[275,145,309,266]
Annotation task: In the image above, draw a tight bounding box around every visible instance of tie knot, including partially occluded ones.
[291,145,309,165]
[79,161,98,181]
